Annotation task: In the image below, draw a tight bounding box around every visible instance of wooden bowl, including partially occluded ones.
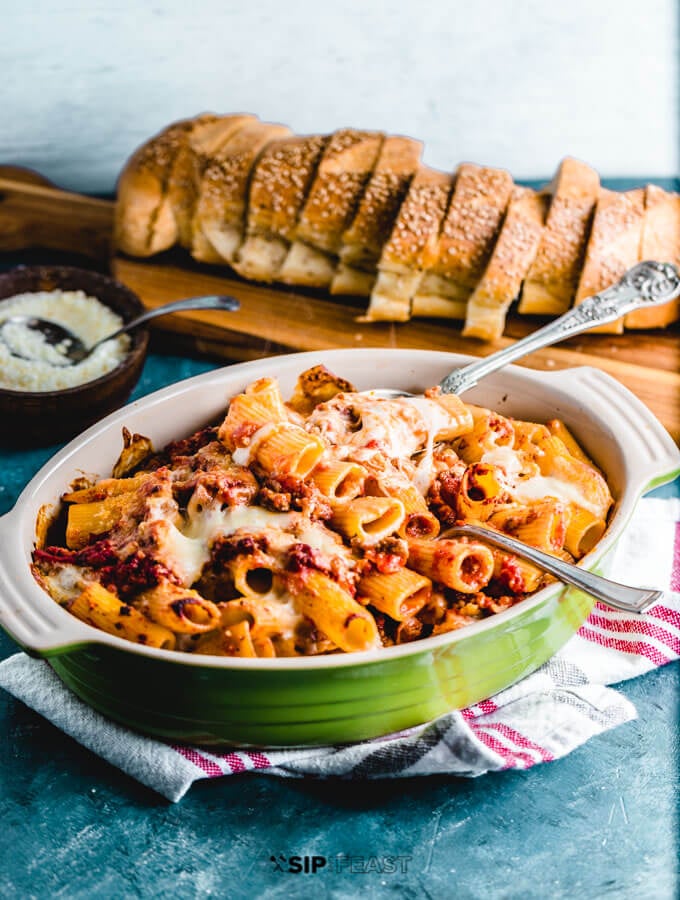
[0,266,148,446]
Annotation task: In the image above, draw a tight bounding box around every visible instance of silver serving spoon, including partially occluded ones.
[443,524,661,614]
[369,261,680,398]
[0,294,240,365]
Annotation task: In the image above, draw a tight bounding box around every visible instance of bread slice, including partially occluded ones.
[115,115,203,257]
[363,167,453,321]
[625,186,680,329]
[191,120,291,264]
[463,187,549,341]
[278,129,384,288]
[573,187,645,334]
[168,114,256,250]
[331,268,377,297]
[330,136,422,295]
[233,134,328,282]
[518,157,600,315]
[411,163,514,318]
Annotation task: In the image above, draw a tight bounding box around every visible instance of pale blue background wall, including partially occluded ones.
[1,0,677,193]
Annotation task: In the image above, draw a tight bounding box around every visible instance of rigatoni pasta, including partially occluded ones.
[32,364,614,657]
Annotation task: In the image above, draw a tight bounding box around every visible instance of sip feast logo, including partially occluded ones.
[269,854,411,874]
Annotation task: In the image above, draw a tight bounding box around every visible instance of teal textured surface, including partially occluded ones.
[0,351,678,898]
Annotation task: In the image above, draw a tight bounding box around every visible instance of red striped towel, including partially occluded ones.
[1,495,678,802]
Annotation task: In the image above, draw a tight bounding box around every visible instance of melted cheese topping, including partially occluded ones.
[404,398,455,494]
[231,422,280,466]
[161,504,348,588]
[480,445,601,515]
[48,563,85,598]
[307,394,459,494]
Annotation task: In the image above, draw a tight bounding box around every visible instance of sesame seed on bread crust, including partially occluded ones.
[574,187,645,334]
[293,129,385,254]
[169,114,256,250]
[191,120,291,265]
[363,166,453,321]
[331,135,422,295]
[234,134,328,282]
[519,157,600,316]
[463,186,549,341]
[411,163,514,318]
[625,185,680,329]
[115,116,679,334]
[115,115,201,257]
[277,129,384,288]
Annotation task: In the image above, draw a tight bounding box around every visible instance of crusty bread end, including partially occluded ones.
[625,186,680,329]
[115,116,197,257]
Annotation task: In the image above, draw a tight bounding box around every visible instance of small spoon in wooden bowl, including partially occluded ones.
[0,294,240,365]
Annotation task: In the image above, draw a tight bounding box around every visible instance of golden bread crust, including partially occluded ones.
[192,120,291,263]
[377,167,453,271]
[519,157,600,315]
[463,187,548,340]
[625,186,680,329]
[339,135,422,267]
[245,134,328,241]
[115,116,676,335]
[115,116,197,257]
[574,187,645,334]
[168,114,256,249]
[293,129,384,254]
[233,134,328,282]
[426,163,514,284]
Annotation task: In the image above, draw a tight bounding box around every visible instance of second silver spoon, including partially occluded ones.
[369,260,680,398]
[443,524,661,614]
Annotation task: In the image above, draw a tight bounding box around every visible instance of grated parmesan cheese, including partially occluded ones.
[0,290,130,391]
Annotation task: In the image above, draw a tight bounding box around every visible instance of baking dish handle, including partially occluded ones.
[542,366,680,492]
[0,511,93,657]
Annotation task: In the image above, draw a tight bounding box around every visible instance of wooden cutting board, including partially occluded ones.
[1,167,679,441]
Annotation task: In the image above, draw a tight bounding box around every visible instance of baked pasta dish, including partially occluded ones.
[32,366,613,657]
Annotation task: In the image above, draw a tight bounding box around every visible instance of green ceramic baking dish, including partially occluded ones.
[0,349,678,747]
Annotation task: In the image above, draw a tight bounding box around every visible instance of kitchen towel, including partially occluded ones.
[1,496,678,802]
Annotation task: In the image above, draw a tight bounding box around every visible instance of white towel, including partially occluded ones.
[1,496,678,802]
